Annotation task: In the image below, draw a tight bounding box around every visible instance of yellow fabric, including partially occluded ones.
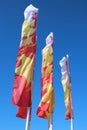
[37,43,54,119]
[59,56,74,119]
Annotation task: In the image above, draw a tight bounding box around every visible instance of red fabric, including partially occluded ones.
[16,59,22,68]
[37,102,50,119]
[12,74,31,107]
[66,111,74,120]
[41,88,47,97]
[16,107,27,119]
[22,36,27,41]
[29,32,36,43]
[41,73,53,87]
[18,45,36,58]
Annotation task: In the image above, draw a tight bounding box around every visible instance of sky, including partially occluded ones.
[0,0,87,130]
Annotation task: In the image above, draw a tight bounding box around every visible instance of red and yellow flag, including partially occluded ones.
[59,55,74,120]
[37,32,54,119]
[12,4,38,119]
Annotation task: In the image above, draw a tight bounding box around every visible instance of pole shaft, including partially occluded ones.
[48,114,53,130]
[25,107,30,130]
[66,55,74,130]
[71,118,74,130]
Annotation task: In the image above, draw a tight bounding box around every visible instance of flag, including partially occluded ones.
[12,4,38,119]
[59,55,74,120]
[37,32,54,119]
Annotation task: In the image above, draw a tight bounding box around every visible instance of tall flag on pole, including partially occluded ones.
[12,4,38,119]
[37,32,54,120]
[59,55,74,120]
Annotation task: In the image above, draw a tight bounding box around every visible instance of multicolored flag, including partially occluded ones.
[59,55,74,120]
[37,32,54,119]
[12,4,38,119]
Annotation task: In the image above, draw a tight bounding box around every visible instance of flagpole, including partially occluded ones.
[71,118,74,130]
[48,114,53,130]
[25,79,34,130]
[70,102,74,130]
[66,54,74,130]
[25,107,30,130]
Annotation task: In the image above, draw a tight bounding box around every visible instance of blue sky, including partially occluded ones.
[0,0,87,130]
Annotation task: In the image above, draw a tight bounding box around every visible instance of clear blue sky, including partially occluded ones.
[0,0,87,130]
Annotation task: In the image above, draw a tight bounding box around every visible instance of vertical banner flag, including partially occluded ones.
[59,55,74,120]
[37,32,54,119]
[12,4,38,119]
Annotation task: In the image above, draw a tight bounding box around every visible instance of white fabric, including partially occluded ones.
[24,4,38,22]
[46,32,53,46]
[59,56,67,74]
[42,32,54,55]
[59,55,69,73]
[59,55,69,85]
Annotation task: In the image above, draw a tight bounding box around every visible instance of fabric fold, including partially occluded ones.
[12,4,38,119]
[59,55,74,120]
[37,33,54,119]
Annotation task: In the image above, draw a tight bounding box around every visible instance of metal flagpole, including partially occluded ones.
[25,107,30,130]
[25,80,34,130]
[48,114,53,130]
[71,118,74,130]
[70,101,74,130]
[66,55,74,130]
[70,94,74,130]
